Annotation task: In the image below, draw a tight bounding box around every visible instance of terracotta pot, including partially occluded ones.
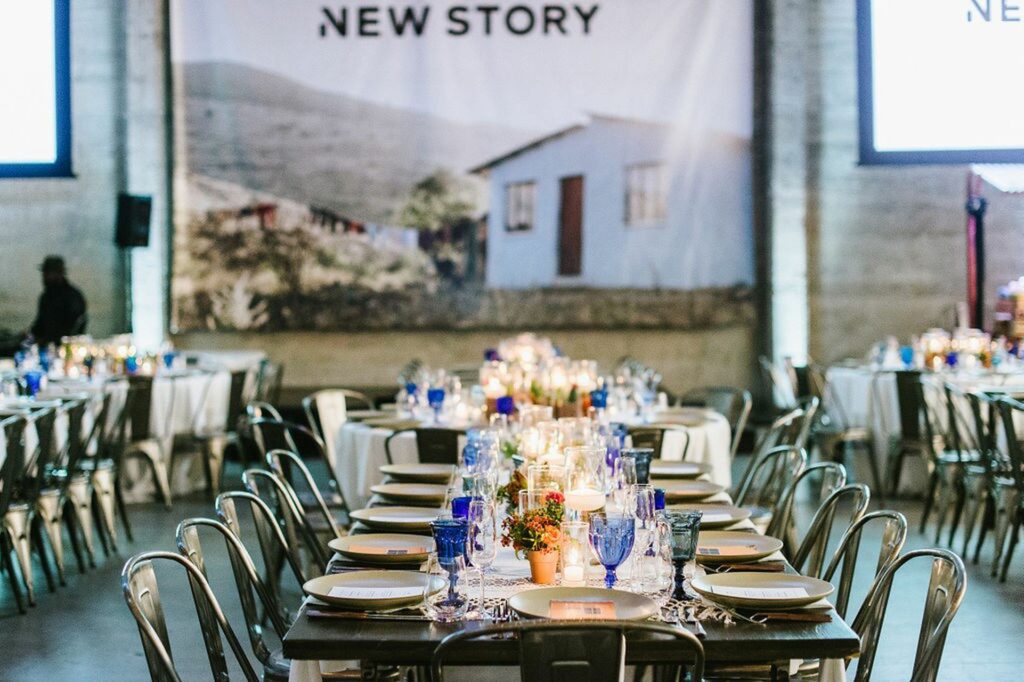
[527,549,560,585]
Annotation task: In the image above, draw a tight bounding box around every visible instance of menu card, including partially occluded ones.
[349,544,427,556]
[698,544,759,557]
[328,586,424,599]
[709,586,809,599]
[549,600,617,620]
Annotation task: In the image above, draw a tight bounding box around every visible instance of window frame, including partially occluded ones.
[623,161,668,228]
[504,180,537,233]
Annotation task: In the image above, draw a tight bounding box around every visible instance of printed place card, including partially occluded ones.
[548,600,618,620]
[700,513,732,523]
[698,544,759,557]
[349,544,426,556]
[327,586,424,600]
[709,586,809,600]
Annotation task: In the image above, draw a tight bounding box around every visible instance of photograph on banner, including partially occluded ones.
[169,0,754,331]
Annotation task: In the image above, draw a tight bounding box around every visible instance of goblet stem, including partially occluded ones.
[672,559,688,601]
[604,567,617,589]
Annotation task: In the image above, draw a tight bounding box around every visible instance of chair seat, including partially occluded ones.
[308,509,350,532]
[936,450,983,466]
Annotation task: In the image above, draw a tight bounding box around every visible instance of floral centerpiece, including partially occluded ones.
[501,490,565,584]
[496,469,526,513]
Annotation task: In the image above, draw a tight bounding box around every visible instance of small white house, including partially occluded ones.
[471,115,752,290]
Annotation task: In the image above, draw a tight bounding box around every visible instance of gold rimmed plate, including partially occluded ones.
[350,506,442,532]
[691,573,833,610]
[329,534,435,565]
[695,531,784,564]
[379,463,456,483]
[370,483,448,504]
[665,503,751,529]
[649,461,712,480]
[303,570,443,611]
[508,587,658,621]
[660,480,724,502]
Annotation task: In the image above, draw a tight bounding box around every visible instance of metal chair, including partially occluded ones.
[886,370,941,497]
[792,483,871,579]
[431,620,705,682]
[83,380,136,555]
[765,461,847,557]
[1,414,29,613]
[176,517,291,681]
[992,397,1024,581]
[759,355,799,411]
[848,548,966,682]
[821,510,908,620]
[121,550,260,682]
[733,444,807,511]
[177,368,251,496]
[385,427,466,466]
[733,408,805,501]
[628,426,684,461]
[216,491,311,623]
[123,375,174,507]
[266,448,348,538]
[960,390,1015,564]
[254,359,285,406]
[249,418,345,509]
[677,386,752,459]
[302,388,375,441]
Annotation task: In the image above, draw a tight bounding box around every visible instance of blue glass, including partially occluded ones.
[622,448,654,485]
[588,513,635,589]
[665,510,702,600]
[495,395,515,415]
[899,345,914,368]
[125,355,138,374]
[162,351,177,370]
[654,488,666,511]
[405,381,418,396]
[590,388,608,409]
[462,430,481,468]
[451,496,473,519]
[945,351,958,369]
[427,387,446,422]
[431,518,470,609]
[484,348,500,362]
[38,348,50,372]
[13,350,25,369]
[23,370,44,397]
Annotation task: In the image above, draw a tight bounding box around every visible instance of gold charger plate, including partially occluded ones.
[371,483,448,504]
[665,503,751,529]
[350,506,442,532]
[380,463,456,483]
[690,573,833,610]
[508,587,658,621]
[695,531,784,564]
[303,570,443,611]
[329,533,435,565]
[660,480,724,502]
[649,461,713,479]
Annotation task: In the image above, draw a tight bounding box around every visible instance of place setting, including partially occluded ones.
[369,482,448,506]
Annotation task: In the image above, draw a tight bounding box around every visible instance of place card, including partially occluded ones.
[709,586,809,600]
[698,544,759,557]
[548,600,617,620]
[699,513,732,524]
[349,544,427,556]
[328,586,424,600]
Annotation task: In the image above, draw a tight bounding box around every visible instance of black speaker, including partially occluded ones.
[115,193,152,248]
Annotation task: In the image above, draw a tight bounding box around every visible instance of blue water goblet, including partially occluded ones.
[622,448,654,485]
[430,518,469,608]
[665,510,702,600]
[427,387,446,423]
[24,370,44,397]
[589,512,635,589]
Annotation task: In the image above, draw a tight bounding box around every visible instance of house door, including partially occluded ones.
[558,175,584,277]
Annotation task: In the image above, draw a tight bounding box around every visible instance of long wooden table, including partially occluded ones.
[283,488,860,677]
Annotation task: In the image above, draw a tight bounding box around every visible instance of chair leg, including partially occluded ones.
[66,480,98,568]
[991,493,1011,578]
[1000,506,1022,583]
[205,436,227,497]
[947,479,968,548]
[129,441,173,508]
[961,483,986,560]
[30,518,57,593]
[4,507,36,606]
[920,470,940,534]
[1,533,27,614]
[975,494,994,565]
[91,468,119,554]
[888,446,906,498]
[36,492,67,585]
[62,504,87,574]
[114,481,134,543]
[863,441,885,504]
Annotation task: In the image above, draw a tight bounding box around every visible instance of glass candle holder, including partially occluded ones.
[665,510,702,600]
[564,446,608,515]
[518,489,549,514]
[559,521,589,587]
[527,464,565,493]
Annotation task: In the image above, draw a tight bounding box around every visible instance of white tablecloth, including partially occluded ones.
[825,365,1024,495]
[333,414,733,510]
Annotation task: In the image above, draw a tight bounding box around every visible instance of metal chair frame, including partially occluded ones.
[385,427,466,466]
[734,408,805,502]
[821,510,908,620]
[628,426,687,462]
[734,444,807,510]
[791,483,871,579]
[266,448,347,538]
[431,620,705,682]
[121,550,259,682]
[249,417,345,508]
[991,397,1024,581]
[302,388,375,442]
[677,386,752,460]
[766,461,847,558]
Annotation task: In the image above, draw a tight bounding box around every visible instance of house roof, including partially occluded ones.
[469,114,671,175]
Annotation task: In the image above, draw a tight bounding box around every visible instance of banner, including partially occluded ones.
[170,0,753,331]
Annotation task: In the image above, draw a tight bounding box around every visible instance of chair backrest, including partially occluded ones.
[628,426,681,461]
[760,355,799,410]
[216,491,310,622]
[22,405,60,500]
[1,414,27,515]
[246,401,284,422]
[121,550,259,682]
[821,510,908,620]
[127,375,156,441]
[431,620,705,682]
[267,448,346,536]
[104,381,137,469]
[995,398,1024,491]
[302,389,365,464]
[61,395,89,473]
[792,483,871,579]
[744,406,805,483]
[242,468,330,572]
[894,370,927,443]
[176,517,289,670]
[964,391,1003,475]
[680,386,753,459]
[254,360,284,406]
[766,461,848,552]
[249,417,343,502]
[385,427,465,466]
[734,444,807,509]
[850,548,966,682]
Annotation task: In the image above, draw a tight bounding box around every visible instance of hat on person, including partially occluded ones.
[40,256,67,275]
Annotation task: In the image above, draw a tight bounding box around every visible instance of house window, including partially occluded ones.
[505,181,536,232]
[624,162,668,227]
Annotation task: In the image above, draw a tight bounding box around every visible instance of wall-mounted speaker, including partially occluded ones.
[115,193,152,248]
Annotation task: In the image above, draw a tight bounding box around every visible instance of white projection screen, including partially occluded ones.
[858,0,1024,164]
[0,0,71,177]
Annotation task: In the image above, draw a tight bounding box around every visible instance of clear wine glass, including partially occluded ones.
[632,484,657,591]
[467,499,498,618]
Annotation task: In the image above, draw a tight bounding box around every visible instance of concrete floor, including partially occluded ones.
[1,488,1023,680]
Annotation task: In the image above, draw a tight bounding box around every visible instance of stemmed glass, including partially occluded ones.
[589,512,635,589]
[665,510,702,601]
[426,518,470,621]
[427,386,446,424]
[632,484,657,590]
[467,499,498,619]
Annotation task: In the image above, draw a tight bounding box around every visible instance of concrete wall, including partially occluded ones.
[774,0,1024,364]
[0,0,128,337]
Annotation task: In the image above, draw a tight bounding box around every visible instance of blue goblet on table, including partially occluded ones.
[427,387,446,423]
[622,448,654,485]
[589,512,636,588]
[430,518,469,619]
[665,510,702,600]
